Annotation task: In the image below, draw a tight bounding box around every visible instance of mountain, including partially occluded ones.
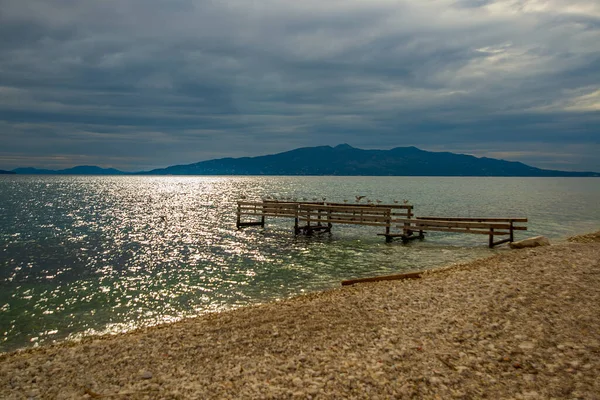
[0,169,16,174]
[9,145,599,176]
[140,144,599,177]
[12,166,126,175]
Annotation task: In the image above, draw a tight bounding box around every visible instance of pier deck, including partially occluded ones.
[236,200,527,247]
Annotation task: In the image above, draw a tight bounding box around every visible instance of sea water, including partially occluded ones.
[1,175,599,352]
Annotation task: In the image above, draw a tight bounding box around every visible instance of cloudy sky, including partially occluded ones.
[1,0,599,172]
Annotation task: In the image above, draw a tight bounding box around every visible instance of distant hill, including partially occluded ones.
[139,144,599,177]
[0,169,16,174]
[13,166,126,175]
[9,145,599,176]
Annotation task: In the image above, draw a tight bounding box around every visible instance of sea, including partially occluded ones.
[1,175,599,353]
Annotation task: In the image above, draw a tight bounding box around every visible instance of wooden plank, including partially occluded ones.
[298,209,410,219]
[302,218,389,227]
[299,209,379,214]
[242,200,412,209]
[299,211,394,218]
[341,271,422,286]
[299,215,395,223]
[395,219,512,230]
[417,216,527,223]
[299,212,392,219]
[389,217,415,223]
[326,202,413,209]
[239,212,297,218]
[299,210,391,217]
[261,210,298,214]
[264,200,323,203]
[300,219,388,227]
[300,204,392,212]
[396,226,510,235]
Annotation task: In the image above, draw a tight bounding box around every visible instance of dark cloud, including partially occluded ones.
[0,0,599,171]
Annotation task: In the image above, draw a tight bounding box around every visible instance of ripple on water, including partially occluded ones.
[1,175,599,352]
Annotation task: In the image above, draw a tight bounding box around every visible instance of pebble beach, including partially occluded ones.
[1,232,599,399]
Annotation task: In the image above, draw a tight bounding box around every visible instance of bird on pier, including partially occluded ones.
[403,199,409,204]
[376,199,382,204]
[355,195,366,203]
[393,200,399,204]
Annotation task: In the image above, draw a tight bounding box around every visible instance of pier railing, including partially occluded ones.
[297,203,413,235]
[236,200,527,247]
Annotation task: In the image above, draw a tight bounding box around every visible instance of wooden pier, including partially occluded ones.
[236,200,527,248]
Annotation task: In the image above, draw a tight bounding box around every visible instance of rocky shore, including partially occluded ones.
[1,232,599,399]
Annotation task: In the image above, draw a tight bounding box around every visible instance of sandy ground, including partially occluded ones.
[1,232,599,399]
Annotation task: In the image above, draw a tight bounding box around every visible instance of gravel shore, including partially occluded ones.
[1,232,599,399]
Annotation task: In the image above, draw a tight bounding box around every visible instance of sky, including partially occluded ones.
[1,0,599,172]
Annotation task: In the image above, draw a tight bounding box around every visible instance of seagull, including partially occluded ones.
[355,195,366,203]
[376,199,382,204]
[403,199,409,204]
[393,200,399,204]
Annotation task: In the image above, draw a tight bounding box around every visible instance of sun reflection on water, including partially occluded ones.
[1,176,599,352]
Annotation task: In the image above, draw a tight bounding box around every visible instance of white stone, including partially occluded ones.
[140,371,153,380]
[510,236,550,249]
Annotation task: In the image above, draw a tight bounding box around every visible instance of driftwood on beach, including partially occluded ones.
[341,271,423,286]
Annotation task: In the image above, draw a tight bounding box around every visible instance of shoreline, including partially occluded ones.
[1,232,599,399]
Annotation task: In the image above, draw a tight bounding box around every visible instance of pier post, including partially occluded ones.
[385,209,391,236]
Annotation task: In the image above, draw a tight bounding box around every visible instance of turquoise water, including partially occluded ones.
[1,176,599,352]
